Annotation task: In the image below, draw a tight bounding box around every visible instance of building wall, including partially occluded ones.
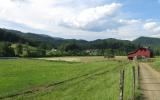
[128,48,151,60]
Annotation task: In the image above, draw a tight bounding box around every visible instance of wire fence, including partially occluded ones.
[119,63,140,100]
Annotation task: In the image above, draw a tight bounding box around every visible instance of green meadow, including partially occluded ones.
[0,57,135,100]
[149,57,160,71]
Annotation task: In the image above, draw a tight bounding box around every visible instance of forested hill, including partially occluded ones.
[0,28,136,49]
[0,28,65,49]
[0,28,160,57]
[133,36,160,47]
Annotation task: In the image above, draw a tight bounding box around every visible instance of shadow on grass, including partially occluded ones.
[135,85,144,100]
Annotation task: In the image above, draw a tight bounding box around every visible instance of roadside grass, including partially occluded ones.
[134,61,142,100]
[0,58,134,100]
[148,57,160,71]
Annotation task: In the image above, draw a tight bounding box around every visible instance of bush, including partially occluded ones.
[0,42,15,57]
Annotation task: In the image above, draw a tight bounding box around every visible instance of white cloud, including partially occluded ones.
[63,3,122,29]
[144,22,158,30]
[119,19,140,25]
[144,22,160,33]
[0,0,160,40]
[0,0,122,32]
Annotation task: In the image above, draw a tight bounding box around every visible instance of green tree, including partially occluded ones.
[14,43,23,56]
[0,42,15,57]
[22,45,30,57]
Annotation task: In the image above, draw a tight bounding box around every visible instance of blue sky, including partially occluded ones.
[0,0,160,40]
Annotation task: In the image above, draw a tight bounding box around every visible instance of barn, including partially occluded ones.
[128,47,153,60]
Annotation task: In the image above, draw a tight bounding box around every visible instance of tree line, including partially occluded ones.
[0,40,139,57]
[1,28,160,57]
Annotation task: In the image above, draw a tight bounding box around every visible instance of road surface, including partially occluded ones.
[140,63,160,100]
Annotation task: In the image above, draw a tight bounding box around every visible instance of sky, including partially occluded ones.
[0,0,160,40]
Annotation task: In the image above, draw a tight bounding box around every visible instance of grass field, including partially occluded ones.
[0,57,134,100]
[37,56,127,62]
[149,57,160,71]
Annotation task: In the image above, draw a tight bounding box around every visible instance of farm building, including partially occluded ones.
[128,47,153,60]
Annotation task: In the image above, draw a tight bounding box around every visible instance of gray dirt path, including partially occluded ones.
[140,63,160,100]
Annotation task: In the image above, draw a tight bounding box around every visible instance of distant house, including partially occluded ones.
[128,47,153,60]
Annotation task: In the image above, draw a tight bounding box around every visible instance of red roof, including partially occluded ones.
[128,47,153,60]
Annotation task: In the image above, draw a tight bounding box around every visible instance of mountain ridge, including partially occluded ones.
[1,28,160,47]
[1,28,160,57]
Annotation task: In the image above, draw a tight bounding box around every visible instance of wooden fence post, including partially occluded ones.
[132,66,135,100]
[138,64,140,83]
[119,70,124,100]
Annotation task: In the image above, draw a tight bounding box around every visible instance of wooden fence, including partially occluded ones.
[119,64,140,100]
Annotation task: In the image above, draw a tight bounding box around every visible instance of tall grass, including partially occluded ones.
[0,58,134,100]
[149,57,160,71]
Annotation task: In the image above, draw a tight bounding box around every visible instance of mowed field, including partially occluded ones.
[0,57,134,100]
[37,56,127,62]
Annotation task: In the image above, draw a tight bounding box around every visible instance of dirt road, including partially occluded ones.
[140,63,160,100]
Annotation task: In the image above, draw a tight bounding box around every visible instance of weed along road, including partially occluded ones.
[140,63,160,100]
